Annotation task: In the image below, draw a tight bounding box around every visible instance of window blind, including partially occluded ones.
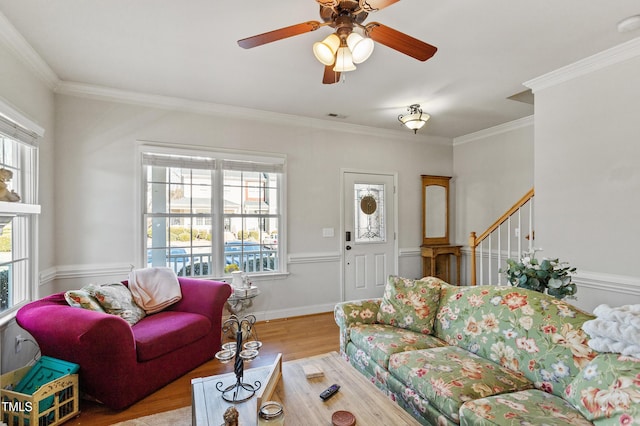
[142,152,217,170]
[0,115,39,147]
[222,159,284,174]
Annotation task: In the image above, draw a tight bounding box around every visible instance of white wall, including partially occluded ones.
[453,118,535,244]
[50,94,453,318]
[0,39,55,372]
[529,46,640,312]
[452,118,535,282]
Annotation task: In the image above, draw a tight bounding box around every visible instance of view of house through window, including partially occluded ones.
[143,151,283,278]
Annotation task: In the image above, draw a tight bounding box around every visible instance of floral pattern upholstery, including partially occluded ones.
[83,282,146,326]
[333,278,635,425]
[460,389,593,425]
[377,275,444,334]
[389,346,534,424]
[349,323,445,369]
[565,353,640,424]
[334,298,383,354]
[64,289,105,312]
[435,284,596,398]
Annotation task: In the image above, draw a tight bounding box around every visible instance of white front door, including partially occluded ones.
[343,171,397,301]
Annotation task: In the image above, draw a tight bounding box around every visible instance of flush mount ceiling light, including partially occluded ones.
[617,15,640,33]
[398,104,430,134]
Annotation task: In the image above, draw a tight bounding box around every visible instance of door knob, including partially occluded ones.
[345,245,352,250]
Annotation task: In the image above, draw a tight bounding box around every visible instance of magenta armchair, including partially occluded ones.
[16,278,232,410]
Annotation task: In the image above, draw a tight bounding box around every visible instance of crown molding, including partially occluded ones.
[56,81,450,144]
[453,115,534,146]
[0,10,59,89]
[524,36,640,93]
[0,9,448,144]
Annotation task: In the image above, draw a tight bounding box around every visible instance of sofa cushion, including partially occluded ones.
[564,353,640,423]
[377,275,443,334]
[133,311,211,361]
[435,285,596,398]
[84,283,147,326]
[349,323,446,369]
[64,289,106,312]
[389,346,534,424]
[460,389,592,426]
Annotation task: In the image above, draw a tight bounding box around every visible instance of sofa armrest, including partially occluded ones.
[16,293,137,366]
[334,298,382,355]
[167,278,231,321]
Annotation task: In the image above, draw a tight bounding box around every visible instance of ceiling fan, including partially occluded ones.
[238,0,438,84]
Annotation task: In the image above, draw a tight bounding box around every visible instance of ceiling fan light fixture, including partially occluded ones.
[398,104,430,134]
[333,46,356,72]
[346,32,374,64]
[313,34,341,66]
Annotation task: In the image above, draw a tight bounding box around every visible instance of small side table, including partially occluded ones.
[226,290,260,316]
[421,244,462,285]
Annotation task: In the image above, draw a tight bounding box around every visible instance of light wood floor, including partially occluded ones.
[66,312,339,426]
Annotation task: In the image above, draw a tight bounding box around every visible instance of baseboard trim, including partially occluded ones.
[248,303,336,322]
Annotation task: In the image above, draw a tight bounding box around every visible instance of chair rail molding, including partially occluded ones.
[460,248,640,295]
[288,251,341,264]
[39,263,133,286]
[572,270,640,296]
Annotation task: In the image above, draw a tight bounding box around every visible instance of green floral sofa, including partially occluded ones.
[334,276,640,425]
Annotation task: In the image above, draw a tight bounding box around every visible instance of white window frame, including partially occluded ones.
[137,143,287,279]
[0,98,42,324]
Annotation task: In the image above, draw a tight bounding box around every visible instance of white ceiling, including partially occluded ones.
[0,0,639,139]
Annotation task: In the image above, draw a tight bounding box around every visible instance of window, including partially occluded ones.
[142,148,285,278]
[0,107,41,319]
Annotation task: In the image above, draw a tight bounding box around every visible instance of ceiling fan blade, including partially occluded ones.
[366,22,437,61]
[238,21,322,49]
[322,65,341,84]
[358,0,401,12]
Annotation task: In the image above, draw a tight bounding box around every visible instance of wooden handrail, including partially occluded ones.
[469,187,534,285]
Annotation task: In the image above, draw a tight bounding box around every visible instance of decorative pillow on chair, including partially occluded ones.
[84,283,146,326]
[377,275,444,334]
[64,289,106,312]
[564,353,640,422]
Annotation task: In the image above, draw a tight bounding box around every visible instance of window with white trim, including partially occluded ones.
[0,111,41,318]
[142,149,284,277]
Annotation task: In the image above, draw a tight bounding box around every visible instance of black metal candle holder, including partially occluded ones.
[214,314,263,403]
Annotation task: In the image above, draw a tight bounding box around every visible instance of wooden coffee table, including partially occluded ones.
[192,351,420,425]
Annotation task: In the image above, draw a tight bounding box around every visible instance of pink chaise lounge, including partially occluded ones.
[16,277,232,410]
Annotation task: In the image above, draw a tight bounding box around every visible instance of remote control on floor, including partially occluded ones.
[320,384,340,401]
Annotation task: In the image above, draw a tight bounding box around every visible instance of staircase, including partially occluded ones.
[468,188,534,286]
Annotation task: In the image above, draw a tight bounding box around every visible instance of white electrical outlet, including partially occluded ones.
[15,334,23,353]
[514,228,520,237]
